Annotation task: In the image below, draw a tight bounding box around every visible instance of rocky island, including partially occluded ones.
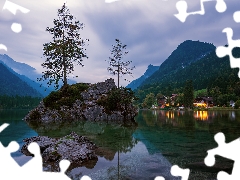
[24,78,138,125]
[22,78,138,170]
[21,132,98,171]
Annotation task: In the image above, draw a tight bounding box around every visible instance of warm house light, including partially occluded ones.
[166,111,174,119]
[193,102,207,107]
[194,111,208,120]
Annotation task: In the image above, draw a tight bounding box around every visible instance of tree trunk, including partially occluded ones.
[63,56,67,87]
[63,17,67,87]
[118,61,120,88]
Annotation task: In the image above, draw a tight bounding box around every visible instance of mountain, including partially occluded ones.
[0,63,42,97]
[140,40,216,86]
[0,54,53,96]
[135,40,240,105]
[126,64,159,90]
[0,54,76,96]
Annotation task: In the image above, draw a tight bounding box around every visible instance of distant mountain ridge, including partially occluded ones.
[0,54,52,96]
[126,64,159,90]
[0,63,42,97]
[140,40,216,86]
[0,54,77,95]
[134,40,240,105]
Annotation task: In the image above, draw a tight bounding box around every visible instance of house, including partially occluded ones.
[230,100,235,107]
[194,97,213,107]
[157,96,167,108]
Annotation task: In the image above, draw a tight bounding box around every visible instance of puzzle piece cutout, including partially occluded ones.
[205,132,240,180]
[0,123,75,180]
[174,0,227,22]
[2,0,30,33]
[233,11,240,23]
[154,164,190,180]
[0,0,30,51]
[215,27,240,78]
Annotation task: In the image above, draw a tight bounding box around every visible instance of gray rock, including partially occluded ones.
[21,132,98,170]
[24,78,138,125]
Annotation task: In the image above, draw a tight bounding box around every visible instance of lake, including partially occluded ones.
[0,109,240,180]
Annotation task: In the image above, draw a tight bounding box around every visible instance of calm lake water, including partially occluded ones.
[1,109,240,180]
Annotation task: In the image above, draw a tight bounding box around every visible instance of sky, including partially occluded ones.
[0,0,240,86]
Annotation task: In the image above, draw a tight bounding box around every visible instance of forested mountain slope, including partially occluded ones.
[140,40,216,86]
[0,63,42,97]
[135,42,240,105]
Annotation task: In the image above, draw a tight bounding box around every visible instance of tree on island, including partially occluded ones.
[183,80,194,109]
[38,3,89,90]
[106,39,135,88]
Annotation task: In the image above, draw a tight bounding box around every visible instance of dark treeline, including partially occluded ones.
[0,95,42,109]
[134,42,240,108]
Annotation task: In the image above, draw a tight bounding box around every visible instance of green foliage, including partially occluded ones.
[0,63,42,97]
[29,109,41,120]
[39,3,89,89]
[140,40,215,86]
[142,93,155,109]
[43,83,89,110]
[134,41,240,107]
[183,80,194,109]
[195,89,207,98]
[234,100,240,109]
[175,93,184,106]
[97,87,138,116]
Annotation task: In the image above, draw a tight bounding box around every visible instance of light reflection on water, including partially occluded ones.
[1,109,240,179]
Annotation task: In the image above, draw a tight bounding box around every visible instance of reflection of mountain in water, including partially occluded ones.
[134,110,240,179]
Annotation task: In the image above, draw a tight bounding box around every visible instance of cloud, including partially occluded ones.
[1,0,240,86]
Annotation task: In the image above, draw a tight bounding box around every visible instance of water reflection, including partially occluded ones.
[142,110,240,131]
[2,109,240,179]
[28,121,138,174]
[137,110,240,179]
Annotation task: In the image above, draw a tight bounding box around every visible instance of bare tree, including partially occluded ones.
[106,39,135,88]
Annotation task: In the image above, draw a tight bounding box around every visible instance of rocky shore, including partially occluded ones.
[21,132,98,171]
[24,78,138,125]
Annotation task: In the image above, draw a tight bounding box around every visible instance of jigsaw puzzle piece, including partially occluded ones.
[0,123,20,171]
[0,123,9,133]
[38,160,71,180]
[215,0,227,13]
[217,171,233,180]
[0,141,22,179]
[216,28,240,77]
[21,142,43,174]
[205,132,240,180]
[233,11,240,23]
[171,165,190,180]
[174,0,226,22]
[2,0,30,15]
[81,175,92,180]
[154,176,165,180]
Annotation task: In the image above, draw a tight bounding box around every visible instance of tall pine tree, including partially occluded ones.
[38,3,89,89]
[183,80,194,109]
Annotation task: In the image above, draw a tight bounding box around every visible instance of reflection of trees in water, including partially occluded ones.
[140,110,240,136]
[135,110,238,179]
[28,120,138,172]
[0,109,29,121]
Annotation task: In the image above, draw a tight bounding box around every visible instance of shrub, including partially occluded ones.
[43,83,89,110]
[234,100,240,109]
[97,87,138,116]
[29,109,41,120]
